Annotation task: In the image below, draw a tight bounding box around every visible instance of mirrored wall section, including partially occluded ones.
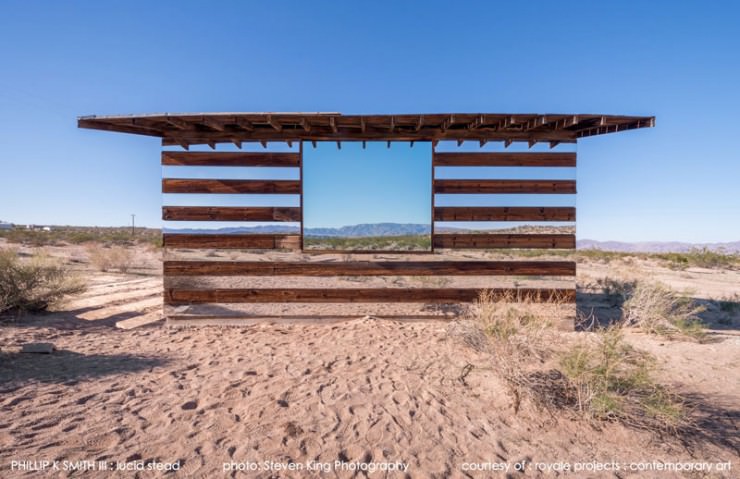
[302,141,432,251]
[432,142,576,257]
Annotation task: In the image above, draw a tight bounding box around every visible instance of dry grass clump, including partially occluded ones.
[448,290,561,411]
[620,282,706,340]
[451,290,690,434]
[86,244,135,273]
[0,249,85,314]
[584,276,707,340]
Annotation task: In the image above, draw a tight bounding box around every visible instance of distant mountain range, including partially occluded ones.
[577,239,740,254]
[165,223,467,237]
[158,223,739,253]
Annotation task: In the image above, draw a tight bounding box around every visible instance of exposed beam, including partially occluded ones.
[468,114,485,130]
[235,118,254,131]
[329,116,338,133]
[523,116,549,131]
[166,117,190,130]
[300,118,311,132]
[201,118,225,131]
[441,115,455,132]
[160,128,580,147]
[267,114,282,131]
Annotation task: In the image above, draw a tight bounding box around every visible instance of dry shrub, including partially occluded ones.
[621,281,706,340]
[450,290,562,412]
[86,244,135,273]
[0,249,85,314]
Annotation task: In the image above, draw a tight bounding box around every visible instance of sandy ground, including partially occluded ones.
[0,243,738,478]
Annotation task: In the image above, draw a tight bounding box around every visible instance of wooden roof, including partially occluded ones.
[77,112,654,148]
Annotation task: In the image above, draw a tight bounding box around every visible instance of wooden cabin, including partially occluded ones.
[78,112,654,326]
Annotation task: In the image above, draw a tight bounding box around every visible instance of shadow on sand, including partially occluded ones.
[576,291,740,333]
[0,349,166,386]
[677,393,740,454]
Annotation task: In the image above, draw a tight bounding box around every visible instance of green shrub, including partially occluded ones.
[655,248,739,270]
[559,327,687,429]
[303,235,431,251]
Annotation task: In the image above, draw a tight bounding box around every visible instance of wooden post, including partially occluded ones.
[430,142,436,253]
[299,141,304,251]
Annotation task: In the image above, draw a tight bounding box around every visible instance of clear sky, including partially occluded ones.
[1,1,738,242]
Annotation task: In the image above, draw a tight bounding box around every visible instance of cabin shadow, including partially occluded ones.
[0,349,166,386]
[576,291,740,333]
[1,310,153,331]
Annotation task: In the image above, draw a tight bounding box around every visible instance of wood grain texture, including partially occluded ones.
[433,234,576,249]
[163,260,576,276]
[162,206,300,221]
[433,152,576,167]
[162,179,300,194]
[433,179,576,194]
[434,207,575,221]
[162,234,300,249]
[164,287,576,304]
[161,151,300,167]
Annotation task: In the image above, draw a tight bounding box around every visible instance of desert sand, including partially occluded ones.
[0,243,738,478]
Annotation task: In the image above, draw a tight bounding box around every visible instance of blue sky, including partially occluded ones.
[1,1,738,242]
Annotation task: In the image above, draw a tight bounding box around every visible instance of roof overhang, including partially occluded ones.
[77,112,654,149]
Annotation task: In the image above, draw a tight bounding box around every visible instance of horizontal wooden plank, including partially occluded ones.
[434,179,576,194]
[163,260,576,276]
[162,179,300,194]
[434,152,576,167]
[433,234,576,249]
[164,288,576,304]
[162,151,300,167]
[434,207,575,221]
[162,206,301,221]
[162,234,300,249]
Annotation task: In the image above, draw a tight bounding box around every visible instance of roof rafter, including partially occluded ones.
[77,112,654,147]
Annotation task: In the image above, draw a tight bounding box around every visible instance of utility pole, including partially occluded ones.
[131,214,135,238]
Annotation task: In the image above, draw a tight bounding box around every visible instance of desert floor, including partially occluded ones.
[0,243,738,478]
